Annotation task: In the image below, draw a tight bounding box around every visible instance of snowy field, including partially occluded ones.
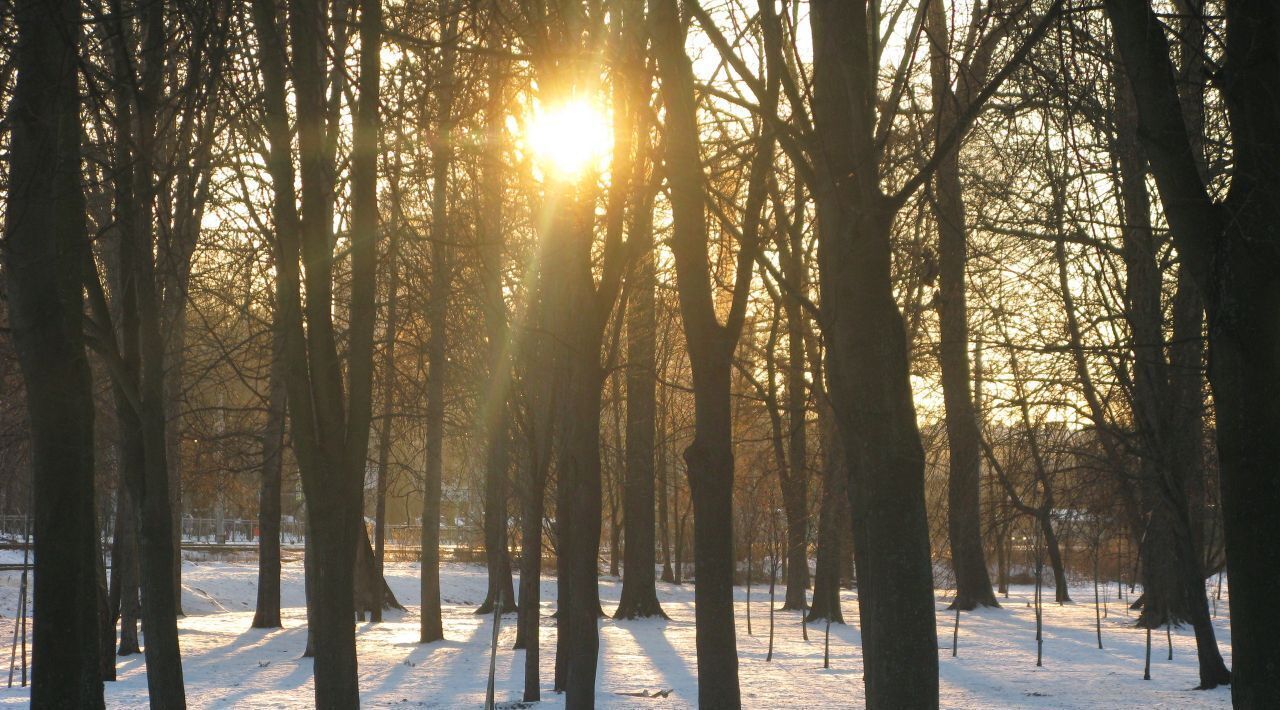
[0,555,1232,708]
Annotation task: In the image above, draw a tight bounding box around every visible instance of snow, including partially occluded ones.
[0,554,1232,708]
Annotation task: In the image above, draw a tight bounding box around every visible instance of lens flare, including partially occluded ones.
[526,99,611,180]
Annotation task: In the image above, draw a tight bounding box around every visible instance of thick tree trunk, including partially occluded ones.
[308,498,361,706]
[810,3,939,706]
[4,3,105,705]
[1106,2,1280,701]
[684,367,742,708]
[546,196,607,707]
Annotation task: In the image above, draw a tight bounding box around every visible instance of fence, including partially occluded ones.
[0,515,481,553]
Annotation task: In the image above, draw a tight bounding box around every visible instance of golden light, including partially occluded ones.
[526,99,611,181]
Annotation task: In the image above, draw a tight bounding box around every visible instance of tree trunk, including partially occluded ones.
[615,188,666,620]
[253,324,287,629]
[1037,511,1071,604]
[1106,3,1280,701]
[419,0,457,644]
[810,3,940,706]
[163,310,185,617]
[546,198,607,708]
[475,36,516,615]
[112,484,143,654]
[252,0,384,703]
[515,469,546,700]
[4,2,105,705]
[658,390,675,584]
[371,221,399,624]
[807,400,844,623]
[927,37,998,614]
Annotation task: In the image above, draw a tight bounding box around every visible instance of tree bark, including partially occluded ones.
[925,0,998,612]
[1104,2,1280,700]
[253,324,287,629]
[419,0,458,645]
[371,220,400,624]
[475,32,516,615]
[807,398,845,623]
[810,2,939,706]
[112,482,143,654]
[4,2,105,705]
[615,162,666,620]
[651,0,779,702]
[250,0,385,703]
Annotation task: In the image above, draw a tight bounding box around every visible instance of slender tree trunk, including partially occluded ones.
[1037,511,1070,605]
[371,223,400,624]
[514,464,547,700]
[163,313,185,617]
[419,0,457,645]
[658,391,675,584]
[124,2,189,700]
[615,181,666,620]
[4,2,105,704]
[475,33,516,613]
[807,399,844,623]
[926,1,997,611]
[253,325,287,629]
[112,483,142,654]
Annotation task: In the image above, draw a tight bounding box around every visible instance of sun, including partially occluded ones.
[526,99,611,181]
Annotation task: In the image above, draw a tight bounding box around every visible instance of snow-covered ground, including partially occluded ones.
[0,554,1232,708]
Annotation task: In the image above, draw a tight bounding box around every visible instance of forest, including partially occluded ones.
[0,0,1277,708]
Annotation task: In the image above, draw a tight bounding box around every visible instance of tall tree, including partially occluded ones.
[1105,1,1280,703]
[420,0,459,643]
[250,0,384,701]
[612,0,666,622]
[650,0,779,702]
[3,0,105,705]
[924,0,1002,611]
[475,3,517,616]
[806,1,1056,705]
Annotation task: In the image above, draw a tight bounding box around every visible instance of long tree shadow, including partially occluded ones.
[370,606,490,698]
[610,617,698,698]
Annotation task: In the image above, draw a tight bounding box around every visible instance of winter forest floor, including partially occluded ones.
[0,556,1232,708]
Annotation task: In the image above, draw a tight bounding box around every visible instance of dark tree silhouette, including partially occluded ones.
[4,1,105,705]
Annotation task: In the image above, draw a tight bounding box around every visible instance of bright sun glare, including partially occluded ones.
[527,99,611,181]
